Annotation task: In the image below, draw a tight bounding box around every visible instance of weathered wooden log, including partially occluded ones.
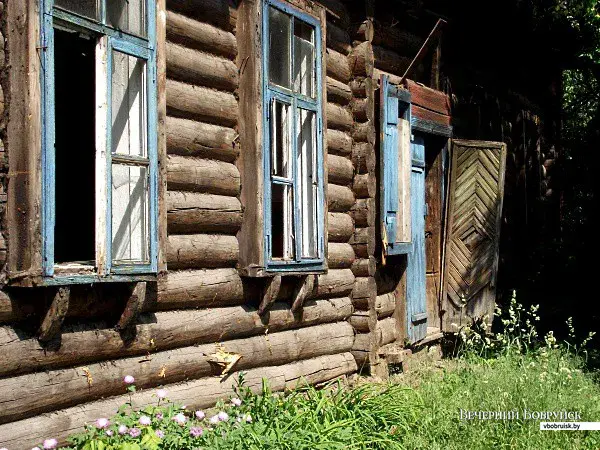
[326,129,352,156]
[351,97,373,123]
[356,20,374,43]
[258,274,282,315]
[166,116,238,162]
[328,184,355,212]
[327,77,352,105]
[328,212,354,242]
[0,322,355,424]
[350,198,375,227]
[352,121,376,144]
[327,243,355,269]
[372,27,422,57]
[377,317,397,346]
[350,227,375,258]
[0,298,353,378]
[405,79,450,116]
[376,292,396,318]
[352,142,375,174]
[167,234,239,269]
[412,104,451,126]
[167,155,240,196]
[373,44,411,76]
[326,22,352,54]
[166,42,238,91]
[166,79,237,127]
[37,287,70,342]
[166,11,237,59]
[291,275,315,313]
[353,173,375,198]
[349,77,370,98]
[328,154,354,185]
[157,268,244,309]
[348,42,373,77]
[167,191,242,234]
[351,331,372,367]
[326,48,351,84]
[168,0,237,32]
[351,257,376,278]
[349,311,370,332]
[326,102,353,132]
[353,276,376,302]
[312,269,355,299]
[115,283,146,331]
[0,353,357,449]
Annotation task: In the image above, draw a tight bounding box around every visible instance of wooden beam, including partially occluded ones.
[38,287,70,342]
[291,275,315,312]
[258,275,282,315]
[115,282,147,331]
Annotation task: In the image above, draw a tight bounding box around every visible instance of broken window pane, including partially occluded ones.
[268,7,291,89]
[112,51,147,157]
[297,109,317,257]
[107,0,146,36]
[293,19,314,97]
[271,100,291,178]
[55,0,98,20]
[112,164,149,263]
[271,183,294,260]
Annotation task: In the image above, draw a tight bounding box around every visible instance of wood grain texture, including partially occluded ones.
[405,79,450,116]
[328,212,354,242]
[0,353,357,449]
[328,154,354,185]
[326,129,352,156]
[327,243,355,269]
[167,191,242,234]
[326,48,351,83]
[167,234,239,269]
[167,155,240,196]
[167,0,237,32]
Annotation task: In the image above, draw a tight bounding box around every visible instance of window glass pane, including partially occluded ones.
[268,7,291,89]
[112,51,147,157]
[55,0,98,20]
[112,164,149,263]
[293,19,314,97]
[297,109,317,257]
[271,183,294,260]
[107,0,146,36]
[271,100,291,178]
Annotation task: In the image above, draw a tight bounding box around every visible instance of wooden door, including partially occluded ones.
[406,133,428,343]
[441,140,507,330]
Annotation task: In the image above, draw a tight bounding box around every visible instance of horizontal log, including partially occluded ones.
[166,11,237,59]
[349,77,370,98]
[326,102,353,132]
[326,48,351,84]
[167,191,242,234]
[352,276,376,302]
[0,298,353,378]
[373,45,411,76]
[350,198,375,227]
[166,79,237,127]
[167,155,240,196]
[166,42,238,91]
[405,79,450,116]
[167,234,239,269]
[157,268,244,309]
[327,243,355,269]
[372,26,422,57]
[168,0,237,32]
[326,129,352,156]
[377,317,397,346]
[327,76,352,105]
[351,97,373,123]
[352,121,375,144]
[0,353,357,449]
[353,173,375,198]
[351,257,376,278]
[350,227,375,258]
[349,311,370,332]
[312,269,355,299]
[348,42,373,77]
[166,116,238,162]
[328,212,354,242]
[352,142,375,174]
[0,322,354,424]
[375,292,396,318]
[328,154,354,185]
[328,184,355,212]
[412,104,451,126]
[326,22,352,54]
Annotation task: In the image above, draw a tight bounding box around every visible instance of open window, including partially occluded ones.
[7,0,158,286]
[380,74,412,256]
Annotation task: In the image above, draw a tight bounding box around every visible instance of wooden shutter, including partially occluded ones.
[441,140,507,330]
[380,74,412,256]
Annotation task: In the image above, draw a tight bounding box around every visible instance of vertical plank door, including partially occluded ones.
[441,140,507,330]
[406,133,428,343]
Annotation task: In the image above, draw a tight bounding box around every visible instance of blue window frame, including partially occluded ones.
[262,0,325,272]
[39,0,158,282]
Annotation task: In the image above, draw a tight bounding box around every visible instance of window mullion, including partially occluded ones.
[291,97,302,262]
[96,35,110,275]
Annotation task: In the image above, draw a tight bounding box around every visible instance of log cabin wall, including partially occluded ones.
[0,1,359,447]
[0,0,7,273]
